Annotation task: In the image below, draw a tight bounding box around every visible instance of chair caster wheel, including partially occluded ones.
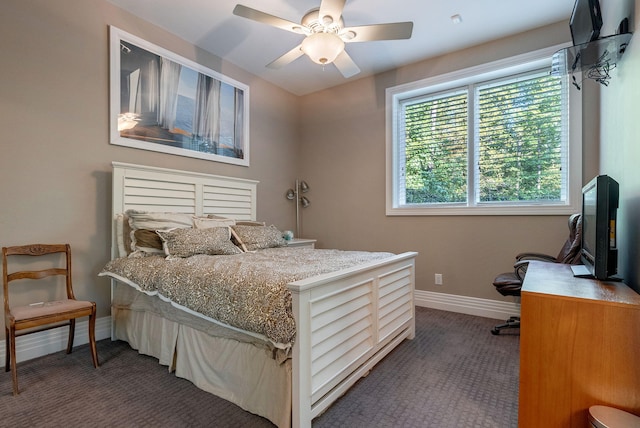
[491,328,500,335]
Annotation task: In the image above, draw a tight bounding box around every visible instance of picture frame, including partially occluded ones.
[109,26,250,166]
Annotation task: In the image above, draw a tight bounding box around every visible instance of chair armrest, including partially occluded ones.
[513,253,558,281]
[515,252,557,262]
[514,259,531,281]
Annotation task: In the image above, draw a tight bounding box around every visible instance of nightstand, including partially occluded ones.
[286,238,316,249]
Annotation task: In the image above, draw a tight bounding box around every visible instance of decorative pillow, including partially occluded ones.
[115,213,131,258]
[156,227,242,258]
[204,214,266,227]
[193,216,236,229]
[114,214,131,257]
[235,220,266,226]
[126,210,194,254]
[122,214,132,255]
[207,214,236,221]
[133,229,164,253]
[231,225,287,252]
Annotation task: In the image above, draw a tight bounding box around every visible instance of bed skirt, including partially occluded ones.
[112,284,292,428]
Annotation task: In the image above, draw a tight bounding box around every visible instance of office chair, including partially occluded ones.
[491,213,582,335]
[3,244,99,395]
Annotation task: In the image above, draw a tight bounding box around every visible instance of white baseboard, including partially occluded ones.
[0,316,112,368]
[415,290,520,320]
[0,292,515,368]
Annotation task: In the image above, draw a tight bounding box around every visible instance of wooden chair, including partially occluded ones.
[3,244,99,395]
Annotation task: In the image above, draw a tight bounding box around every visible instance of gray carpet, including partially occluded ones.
[0,308,519,427]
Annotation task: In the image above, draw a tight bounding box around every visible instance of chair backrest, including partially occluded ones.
[2,244,76,314]
[556,213,583,264]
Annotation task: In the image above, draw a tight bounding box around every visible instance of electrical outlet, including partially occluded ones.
[435,273,443,285]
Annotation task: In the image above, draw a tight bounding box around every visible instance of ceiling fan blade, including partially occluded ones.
[318,0,346,24]
[233,4,306,34]
[343,22,414,42]
[333,50,360,78]
[266,44,304,69]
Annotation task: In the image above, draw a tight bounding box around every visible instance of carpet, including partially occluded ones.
[0,307,519,427]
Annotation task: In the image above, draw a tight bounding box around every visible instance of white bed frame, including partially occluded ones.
[110,162,417,428]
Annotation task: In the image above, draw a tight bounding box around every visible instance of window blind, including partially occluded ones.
[400,89,468,204]
[474,72,567,204]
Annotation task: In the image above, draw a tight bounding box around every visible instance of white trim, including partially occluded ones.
[388,44,570,98]
[414,290,520,320]
[0,316,112,368]
[386,42,582,216]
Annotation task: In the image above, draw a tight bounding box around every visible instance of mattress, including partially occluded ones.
[101,247,393,348]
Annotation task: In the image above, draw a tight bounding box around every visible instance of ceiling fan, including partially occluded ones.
[232,0,413,78]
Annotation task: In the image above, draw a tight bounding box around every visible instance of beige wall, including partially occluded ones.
[0,0,300,321]
[298,21,600,300]
[3,0,635,326]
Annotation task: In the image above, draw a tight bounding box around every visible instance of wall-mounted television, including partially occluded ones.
[570,0,603,46]
[576,175,620,281]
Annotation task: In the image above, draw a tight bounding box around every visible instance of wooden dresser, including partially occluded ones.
[519,261,640,427]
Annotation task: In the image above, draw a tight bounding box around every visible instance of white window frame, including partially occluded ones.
[386,44,582,216]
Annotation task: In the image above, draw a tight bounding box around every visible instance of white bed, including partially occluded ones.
[107,162,417,428]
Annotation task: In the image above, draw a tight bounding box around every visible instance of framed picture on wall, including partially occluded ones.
[109,26,250,166]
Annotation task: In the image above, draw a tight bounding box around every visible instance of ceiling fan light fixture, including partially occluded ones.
[301,32,345,65]
[233,3,413,79]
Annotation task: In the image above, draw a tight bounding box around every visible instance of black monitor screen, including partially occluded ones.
[580,175,619,280]
[581,184,597,265]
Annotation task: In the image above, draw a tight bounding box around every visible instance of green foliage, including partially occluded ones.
[402,74,563,205]
[477,76,562,202]
[404,93,468,204]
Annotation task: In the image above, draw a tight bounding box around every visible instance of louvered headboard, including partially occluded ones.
[111,162,258,254]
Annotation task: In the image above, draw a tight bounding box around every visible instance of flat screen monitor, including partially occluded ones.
[579,175,619,280]
[570,0,603,46]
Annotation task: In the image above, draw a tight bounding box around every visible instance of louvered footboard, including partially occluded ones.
[289,251,417,428]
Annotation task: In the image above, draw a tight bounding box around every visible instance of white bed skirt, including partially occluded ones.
[113,285,292,428]
[175,325,292,426]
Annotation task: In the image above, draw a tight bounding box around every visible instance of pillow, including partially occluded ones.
[126,210,194,254]
[235,220,266,226]
[114,214,131,257]
[114,213,131,258]
[193,216,236,229]
[156,227,242,258]
[133,229,163,253]
[207,214,236,221]
[205,215,266,227]
[231,225,287,252]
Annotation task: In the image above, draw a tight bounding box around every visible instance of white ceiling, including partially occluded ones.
[107,0,575,96]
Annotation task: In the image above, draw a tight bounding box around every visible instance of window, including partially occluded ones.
[386,46,581,215]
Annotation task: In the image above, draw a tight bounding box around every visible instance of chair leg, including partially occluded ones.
[9,329,18,396]
[491,316,520,335]
[4,328,9,373]
[88,312,99,368]
[66,319,75,354]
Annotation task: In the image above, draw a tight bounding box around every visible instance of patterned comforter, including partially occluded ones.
[100,247,393,346]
